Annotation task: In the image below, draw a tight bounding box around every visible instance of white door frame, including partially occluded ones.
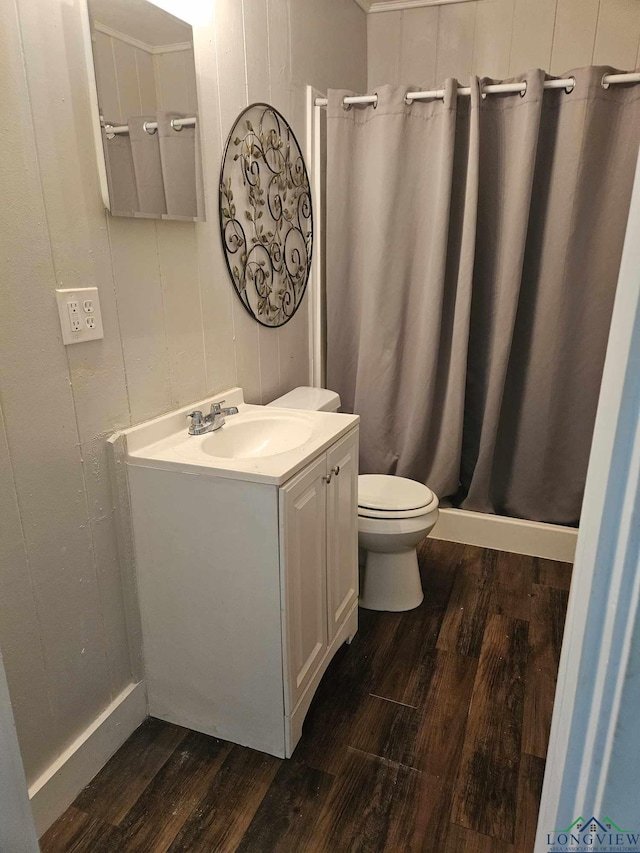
[0,649,40,851]
[535,150,640,847]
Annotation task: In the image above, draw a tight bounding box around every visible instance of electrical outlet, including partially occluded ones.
[56,287,104,345]
[68,302,80,330]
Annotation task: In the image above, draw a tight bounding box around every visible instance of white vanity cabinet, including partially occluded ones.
[280,430,359,748]
[121,393,359,760]
[326,434,360,637]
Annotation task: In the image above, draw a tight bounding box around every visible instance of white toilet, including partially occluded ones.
[357,474,439,611]
[268,387,440,612]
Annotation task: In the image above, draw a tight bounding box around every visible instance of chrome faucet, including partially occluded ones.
[187,400,239,435]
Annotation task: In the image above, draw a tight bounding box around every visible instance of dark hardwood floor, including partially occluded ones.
[41,538,571,853]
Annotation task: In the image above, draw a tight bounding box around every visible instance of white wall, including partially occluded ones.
[368,0,640,89]
[0,0,366,788]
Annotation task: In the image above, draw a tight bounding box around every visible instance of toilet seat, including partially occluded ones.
[358,474,437,518]
[358,498,439,520]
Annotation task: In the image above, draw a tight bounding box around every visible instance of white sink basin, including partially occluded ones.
[122,388,359,485]
[200,414,313,459]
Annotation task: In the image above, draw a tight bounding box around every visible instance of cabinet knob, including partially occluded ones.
[323,473,332,484]
[332,465,341,477]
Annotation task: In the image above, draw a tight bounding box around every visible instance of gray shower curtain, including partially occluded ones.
[326,67,640,525]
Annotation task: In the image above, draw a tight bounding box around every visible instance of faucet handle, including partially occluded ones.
[187,410,204,425]
[210,400,225,416]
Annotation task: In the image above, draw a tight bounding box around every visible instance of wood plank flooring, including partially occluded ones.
[41,539,571,853]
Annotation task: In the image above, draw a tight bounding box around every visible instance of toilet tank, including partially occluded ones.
[267,386,341,413]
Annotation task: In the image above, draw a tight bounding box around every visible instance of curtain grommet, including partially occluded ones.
[565,77,576,94]
[170,118,184,131]
[404,93,413,105]
[342,99,352,111]
[373,93,378,109]
[480,85,487,100]
[601,73,611,90]
[519,81,528,98]
[143,121,157,135]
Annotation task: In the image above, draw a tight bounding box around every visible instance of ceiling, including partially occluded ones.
[354,0,471,12]
[88,0,191,47]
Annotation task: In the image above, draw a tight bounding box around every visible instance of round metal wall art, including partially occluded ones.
[219,103,313,327]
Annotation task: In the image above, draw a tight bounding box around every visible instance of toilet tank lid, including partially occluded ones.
[267,386,341,412]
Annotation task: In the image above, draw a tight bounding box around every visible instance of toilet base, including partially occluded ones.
[359,548,424,612]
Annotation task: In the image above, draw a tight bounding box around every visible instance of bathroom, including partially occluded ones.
[1,0,639,850]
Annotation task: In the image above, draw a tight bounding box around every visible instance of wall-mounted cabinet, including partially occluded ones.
[83,0,205,220]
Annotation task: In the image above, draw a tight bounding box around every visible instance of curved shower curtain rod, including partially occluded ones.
[314,71,640,107]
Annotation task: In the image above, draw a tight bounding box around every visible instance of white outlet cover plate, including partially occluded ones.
[56,287,104,345]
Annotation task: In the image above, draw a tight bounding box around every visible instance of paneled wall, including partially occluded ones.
[92,31,157,122]
[92,28,198,122]
[368,0,640,89]
[0,0,366,786]
[154,48,198,114]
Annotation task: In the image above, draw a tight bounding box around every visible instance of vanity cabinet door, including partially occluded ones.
[326,430,359,641]
[279,455,328,713]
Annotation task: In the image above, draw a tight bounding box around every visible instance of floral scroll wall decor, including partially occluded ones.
[219,103,313,327]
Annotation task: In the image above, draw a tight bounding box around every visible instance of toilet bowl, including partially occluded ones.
[357,474,439,611]
[268,387,440,612]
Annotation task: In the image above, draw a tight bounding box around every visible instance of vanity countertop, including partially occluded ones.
[121,387,359,486]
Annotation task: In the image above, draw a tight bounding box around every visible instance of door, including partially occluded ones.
[0,649,39,851]
[280,454,328,712]
[535,148,640,846]
[326,429,359,641]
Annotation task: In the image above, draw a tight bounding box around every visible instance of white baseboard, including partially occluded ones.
[431,508,577,562]
[29,681,147,837]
